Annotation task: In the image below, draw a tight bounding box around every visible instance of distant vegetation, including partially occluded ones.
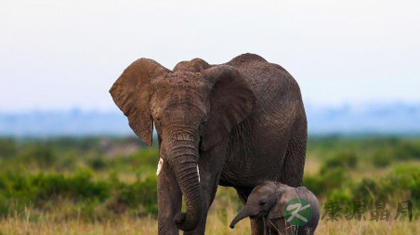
[2,103,420,136]
[0,136,419,234]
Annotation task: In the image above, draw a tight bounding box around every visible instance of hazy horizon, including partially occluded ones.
[0,100,419,113]
[1,102,419,136]
[1,0,419,112]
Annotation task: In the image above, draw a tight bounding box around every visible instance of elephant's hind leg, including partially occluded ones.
[280,120,307,187]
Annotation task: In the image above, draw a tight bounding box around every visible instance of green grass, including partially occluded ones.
[0,136,419,234]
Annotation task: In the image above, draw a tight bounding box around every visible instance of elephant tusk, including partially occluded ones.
[156,158,164,176]
[197,165,200,182]
[157,159,200,181]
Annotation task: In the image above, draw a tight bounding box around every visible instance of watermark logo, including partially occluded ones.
[283,198,312,226]
[321,200,413,222]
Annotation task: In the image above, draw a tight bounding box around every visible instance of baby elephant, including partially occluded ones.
[230,181,320,235]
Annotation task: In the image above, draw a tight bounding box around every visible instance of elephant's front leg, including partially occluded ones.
[250,218,266,235]
[158,160,182,235]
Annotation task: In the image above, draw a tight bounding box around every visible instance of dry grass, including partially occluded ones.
[316,219,419,235]
[0,214,157,235]
[0,212,418,235]
[1,201,418,235]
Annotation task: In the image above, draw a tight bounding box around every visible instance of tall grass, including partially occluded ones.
[0,188,418,235]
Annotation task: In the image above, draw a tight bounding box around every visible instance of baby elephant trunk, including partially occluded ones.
[230,206,256,229]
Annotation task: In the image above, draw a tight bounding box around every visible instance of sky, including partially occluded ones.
[1,0,419,111]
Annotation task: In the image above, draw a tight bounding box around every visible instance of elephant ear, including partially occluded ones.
[201,65,255,151]
[109,58,169,146]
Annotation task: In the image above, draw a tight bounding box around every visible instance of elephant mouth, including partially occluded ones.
[251,211,270,219]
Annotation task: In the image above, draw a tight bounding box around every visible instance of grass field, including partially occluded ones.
[1,202,418,235]
[0,136,419,234]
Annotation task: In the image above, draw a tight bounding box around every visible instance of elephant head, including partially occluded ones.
[230,182,320,235]
[110,58,255,231]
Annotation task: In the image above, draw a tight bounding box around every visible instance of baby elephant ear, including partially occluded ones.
[267,200,285,220]
[267,187,288,220]
[109,58,169,146]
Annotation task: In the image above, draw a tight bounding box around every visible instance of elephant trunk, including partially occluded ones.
[166,136,203,231]
[230,206,256,229]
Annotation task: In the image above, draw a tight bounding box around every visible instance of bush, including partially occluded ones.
[394,141,420,160]
[0,138,17,159]
[20,146,58,168]
[87,157,108,170]
[371,149,393,168]
[32,170,110,202]
[108,175,157,215]
[304,167,346,197]
[324,165,420,215]
[320,150,357,174]
[0,169,159,218]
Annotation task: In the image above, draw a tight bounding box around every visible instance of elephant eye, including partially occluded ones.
[201,119,207,125]
[259,200,266,206]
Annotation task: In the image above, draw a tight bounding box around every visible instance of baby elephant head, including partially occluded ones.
[230,182,320,234]
[230,181,287,228]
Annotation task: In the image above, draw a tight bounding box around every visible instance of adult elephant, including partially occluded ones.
[110,53,307,235]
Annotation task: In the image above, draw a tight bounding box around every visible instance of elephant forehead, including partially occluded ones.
[250,184,275,199]
[150,88,208,119]
[151,76,210,103]
[154,71,207,87]
[152,84,208,104]
[173,58,210,72]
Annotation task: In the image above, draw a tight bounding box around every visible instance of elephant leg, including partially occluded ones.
[280,127,307,187]
[236,188,266,235]
[158,160,182,235]
[183,144,227,235]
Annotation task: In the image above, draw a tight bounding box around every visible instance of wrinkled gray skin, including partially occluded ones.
[230,182,320,235]
[109,53,307,235]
